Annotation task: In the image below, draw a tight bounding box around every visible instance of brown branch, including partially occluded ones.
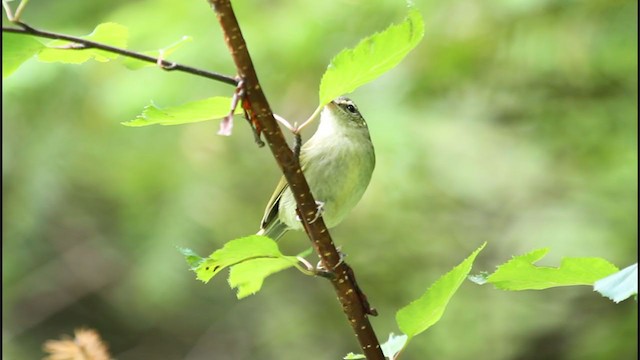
[2,23,238,86]
[208,1,384,359]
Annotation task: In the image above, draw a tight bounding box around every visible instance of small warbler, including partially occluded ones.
[257,97,375,240]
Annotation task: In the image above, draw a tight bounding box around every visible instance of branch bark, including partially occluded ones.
[208,1,384,358]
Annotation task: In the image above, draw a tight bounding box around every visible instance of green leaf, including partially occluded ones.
[183,236,308,299]
[2,33,44,78]
[485,248,619,290]
[190,235,283,283]
[122,96,241,127]
[228,256,299,299]
[37,22,128,64]
[122,35,193,70]
[594,263,637,303]
[318,7,424,105]
[396,242,486,338]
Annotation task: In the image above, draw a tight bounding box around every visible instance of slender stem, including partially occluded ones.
[208,1,384,358]
[13,0,29,20]
[1,24,238,86]
[295,105,322,133]
[2,0,14,20]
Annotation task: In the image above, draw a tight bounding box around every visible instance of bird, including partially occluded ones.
[257,96,375,240]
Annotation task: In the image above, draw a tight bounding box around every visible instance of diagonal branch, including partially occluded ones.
[208,1,384,359]
[2,23,238,86]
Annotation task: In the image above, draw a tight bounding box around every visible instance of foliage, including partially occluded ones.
[396,243,485,338]
[122,97,241,127]
[3,0,636,359]
[470,248,619,290]
[2,33,43,77]
[318,8,424,106]
[180,236,310,299]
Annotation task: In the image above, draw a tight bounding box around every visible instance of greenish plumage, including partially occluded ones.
[257,97,375,240]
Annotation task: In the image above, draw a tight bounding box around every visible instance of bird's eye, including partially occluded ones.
[345,104,357,113]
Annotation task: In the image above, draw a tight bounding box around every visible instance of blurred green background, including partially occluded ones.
[3,0,637,359]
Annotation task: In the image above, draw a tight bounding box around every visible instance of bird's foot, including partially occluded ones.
[308,200,325,224]
[295,200,325,223]
[314,247,346,276]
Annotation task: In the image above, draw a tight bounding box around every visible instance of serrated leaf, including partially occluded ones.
[486,248,619,290]
[122,96,241,127]
[184,237,311,298]
[228,256,299,299]
[594,263,637,303]
[192,235,283,283]
[319,8,424,105]
[37,22,128,64]
[381,333,409,359]
[396,242,486,338]
[123,35,193,70]
[2,33,44,78]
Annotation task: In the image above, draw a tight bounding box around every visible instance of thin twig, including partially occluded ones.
[2,1,14,20]
[208,1,384,358]
[13,0,29,21]
[2,24,238,86]
[295,105,323,133]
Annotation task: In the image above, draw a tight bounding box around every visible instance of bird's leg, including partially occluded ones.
[295,200,325,223]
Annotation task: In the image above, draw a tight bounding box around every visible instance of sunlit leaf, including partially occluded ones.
[37,22,128,64]
[484,248,619,290]
[318,8,424,105]
[594,263,637,303]
[181,237,311,299]
[188,235,282,283]
[2,33,44,78]
[122,96,242,127]
[396,242,486,338]
[122,35,193,70]
[228,256,299,299]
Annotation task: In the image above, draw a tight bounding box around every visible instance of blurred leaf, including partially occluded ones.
[484,248,619,290]
[318,7,424,105]
[122,35,193,70]
[178,247,205,270]
[396,242,486,338]
[122,96,242,127]
[37,22,128,64]
[594,263,637,303]
[2,33,44,78]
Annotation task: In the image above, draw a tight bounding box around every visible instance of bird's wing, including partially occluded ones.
[260,175,288,229]
[260,150,310,230]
